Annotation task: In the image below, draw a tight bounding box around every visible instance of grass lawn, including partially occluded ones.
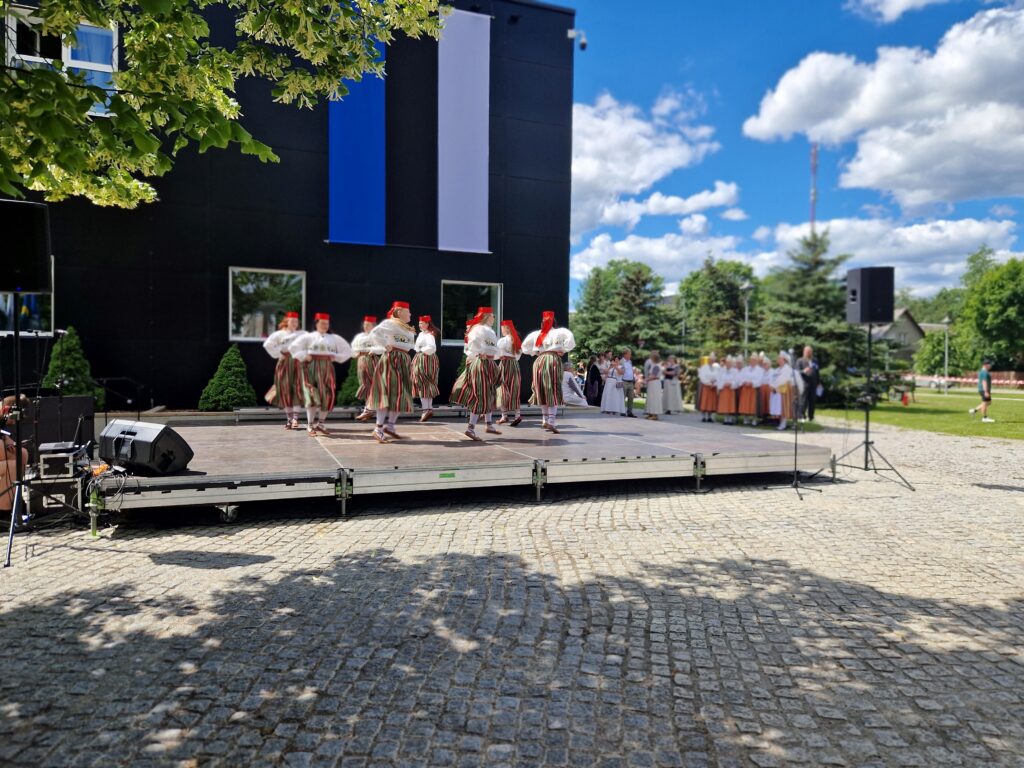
[818,390,1024,440]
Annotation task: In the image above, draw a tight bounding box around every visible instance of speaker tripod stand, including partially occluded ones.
[4,291,30,567]
[831,324,914,491]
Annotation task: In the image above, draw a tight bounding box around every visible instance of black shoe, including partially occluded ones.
[627,412,637,418]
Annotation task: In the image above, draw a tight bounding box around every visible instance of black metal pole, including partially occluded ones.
[5,292,26,567]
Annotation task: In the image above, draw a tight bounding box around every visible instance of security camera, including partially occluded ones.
[567,28,588,51]
[579,33,587,51]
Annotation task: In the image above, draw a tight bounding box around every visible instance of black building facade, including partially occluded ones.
[6,0,574,409]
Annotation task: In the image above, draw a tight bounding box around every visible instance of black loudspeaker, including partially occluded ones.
[846,267,894,324]
[0,200,52,293]
[99,420,194,475]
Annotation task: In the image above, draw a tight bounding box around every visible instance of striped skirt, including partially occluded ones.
[716,386,737,415]
[367,349,414,413]
[272,355,303,409]
[461,357,498,415]
[497,357,521,413]
[737,384,758,416]
[698,382,718,412]
[449,357,471,406]
[412,352,440,399]
[530,353,563,407]
[356,354,380,402]
[301,357,336,412]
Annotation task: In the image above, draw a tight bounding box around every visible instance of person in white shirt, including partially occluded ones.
[522,311,576,433]
[288,313,353,436]
[737,354,763,426]
[412,315,440,422]
[758,353,774,423]
[619,349,637,418]
[457,306,502,441]
[644,351,664,420]
[262,311,304,429]
[600,356,626,414]
[561,362,589,406]
[717,356,740,425]
[662,355,684,414]
[366,301,417,443]
[351,315,383,422]
[771,350,805,431]
[496,320,524,427]
[697,353,719,422]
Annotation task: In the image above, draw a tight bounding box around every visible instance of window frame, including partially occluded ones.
[228,266,307,343]
[0,292,56,337]
[4,11,117,115]
[439,279,503,348]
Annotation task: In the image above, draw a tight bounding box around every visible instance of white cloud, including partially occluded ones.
[989,203,1018,218]
[743,7,1024,209]
[752,225,773,242]
[721,207,749,221]
[570,230,749,282]
[599,181,740,231]
[764,216,1022,290]
[846,0,956,23]
[571,91,720,242]
[679,214,710,235]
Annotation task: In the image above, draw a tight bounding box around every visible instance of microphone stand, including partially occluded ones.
[765,353,823,500]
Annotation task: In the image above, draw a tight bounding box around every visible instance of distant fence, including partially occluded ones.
[909,372,1024,389]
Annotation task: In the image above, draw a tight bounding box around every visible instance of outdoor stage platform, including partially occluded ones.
[92,415,833,517]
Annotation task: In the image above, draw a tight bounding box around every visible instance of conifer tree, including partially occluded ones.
[42,326,104,407]
[198,345,257,411]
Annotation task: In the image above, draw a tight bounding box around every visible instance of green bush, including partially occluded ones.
[198,345,257,411]
[336,360,361,406]
[42,326,105,408]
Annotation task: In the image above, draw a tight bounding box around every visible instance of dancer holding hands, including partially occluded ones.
[262,311,304,429]
[496,319,523,427]
[412,315,441,422]
[289,313,352,436]
[351,316,383,422]
[522,311,575,433]
[367,302,417,443]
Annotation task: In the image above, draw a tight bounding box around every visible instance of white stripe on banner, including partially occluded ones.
[437,9,490,253]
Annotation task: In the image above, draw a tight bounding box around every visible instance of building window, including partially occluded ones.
[4,14,116,114]
[440,280,502,347]
[1,293,53,334]
[229,268,306,342]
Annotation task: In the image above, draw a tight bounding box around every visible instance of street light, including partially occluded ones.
[740,281,753,357]
[942,315,951,394]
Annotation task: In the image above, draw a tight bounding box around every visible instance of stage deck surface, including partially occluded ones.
[96,415,833,512]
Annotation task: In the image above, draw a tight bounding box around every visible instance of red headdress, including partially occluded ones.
[501,319,522,354]
[418,315,432,324]
[362,315,377,324]
[536,311,555,347]
[464,306,494,340]
[285,311,300,319]
[314,312,330,322]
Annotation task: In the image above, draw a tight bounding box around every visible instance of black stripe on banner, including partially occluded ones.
[385,34,439,248]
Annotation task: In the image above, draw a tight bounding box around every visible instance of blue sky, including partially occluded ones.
[566,0,1024,305]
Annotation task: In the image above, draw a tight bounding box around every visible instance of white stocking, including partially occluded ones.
[376,410,388,427]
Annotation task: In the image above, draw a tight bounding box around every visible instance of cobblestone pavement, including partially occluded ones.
[2,416,1023,767]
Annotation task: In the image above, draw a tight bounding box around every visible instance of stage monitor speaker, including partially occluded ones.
[99,419,194,475]
[846,267,894,325]
[0,200,52,294]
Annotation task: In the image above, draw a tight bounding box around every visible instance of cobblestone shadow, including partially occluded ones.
[1,551,1021,767]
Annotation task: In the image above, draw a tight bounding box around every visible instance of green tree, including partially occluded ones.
[913,329,970,377]
[961,258,1024,369]
[336,361,361,407]
[895,286,964,324]
[198,344,257,411]
[570,260,675,357]
[1,0,442,206]
[759,231,850,379]
[675,256,757,355]
[42,325,104,407]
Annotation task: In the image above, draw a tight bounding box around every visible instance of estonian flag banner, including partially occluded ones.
[328,9,491,254]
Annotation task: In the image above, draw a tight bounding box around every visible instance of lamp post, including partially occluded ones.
[942,315,951,394]
[740,281,753,357]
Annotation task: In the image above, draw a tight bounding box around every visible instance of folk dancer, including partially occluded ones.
[262,311,304,429]
[367,302,417,443]
[496,319,524,427]
[522,311,576,433]
[448,319,475,410]
[412,315,441,422]
[697,353,719,422]
[461,307,502,441]
[716,355,740,425]
[737,354,763,426]
[644,352,664,420]
[289,313,352,436]
[758,353,774,423]
[771,351,804,431]
[352,316,383,422]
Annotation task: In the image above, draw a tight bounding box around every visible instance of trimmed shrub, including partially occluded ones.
[42,326,105,408]
[198,345,257,411]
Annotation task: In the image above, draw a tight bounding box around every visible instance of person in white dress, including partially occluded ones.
[644,352,664,420]
[262,311,304,429]
[662,355,684,414]
[771,351,804,430]
[600,356,626,414]
[521,311,575,433]
[561,363,589,406]
[288,313,353,435]
[697,353,719,422]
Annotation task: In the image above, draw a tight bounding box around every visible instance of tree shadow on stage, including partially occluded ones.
[2,548,1022,766]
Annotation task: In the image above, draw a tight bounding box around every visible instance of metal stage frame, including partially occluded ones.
[88,415,833,518]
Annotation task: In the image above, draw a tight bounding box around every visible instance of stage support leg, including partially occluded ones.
[336,470,352,518]
[533,461,546,502]
[217,505,239,524]
[689,453,711,494]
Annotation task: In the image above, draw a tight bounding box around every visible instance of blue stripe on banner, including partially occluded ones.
[328,71,386,246]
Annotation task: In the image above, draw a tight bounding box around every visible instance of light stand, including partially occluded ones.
[832,323,914,491]
[4,291,29,567]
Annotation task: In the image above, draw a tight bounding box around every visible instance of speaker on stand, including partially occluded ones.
[833,266,914,490]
